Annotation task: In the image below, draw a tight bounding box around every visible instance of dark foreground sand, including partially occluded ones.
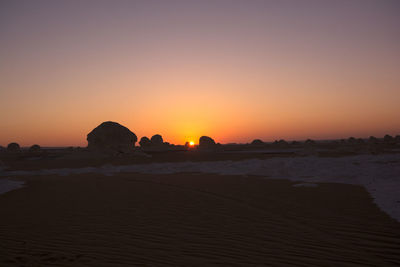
[1,173,400,266]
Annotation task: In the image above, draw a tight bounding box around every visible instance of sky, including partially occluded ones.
[1,0,399,146]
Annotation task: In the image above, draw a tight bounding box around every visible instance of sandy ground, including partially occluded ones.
[0,150,299,171]
[1,173,400,266]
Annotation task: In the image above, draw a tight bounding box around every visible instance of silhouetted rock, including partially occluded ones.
[139,137,151,147]
[272,139,288,148]
[251,139,264,145]
[7,143,20,152]
[0,146,4,151]
[279,139,288,145]
[87,121,137,152]
[384,134,394,143]
[151,134,163,146]
[199,136,216,149]
[304,139,315,146]
[29,144,41,152]
[395,135,400,143]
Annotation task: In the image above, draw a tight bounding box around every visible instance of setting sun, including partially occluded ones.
[189,141,195,146]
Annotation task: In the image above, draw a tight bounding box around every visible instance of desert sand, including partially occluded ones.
[2,0,400,265]
[1,171,400,266]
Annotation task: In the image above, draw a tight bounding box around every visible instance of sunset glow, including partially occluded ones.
[0,0,399,147]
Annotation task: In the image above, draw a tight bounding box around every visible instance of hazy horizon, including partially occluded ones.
[1,0,400,147]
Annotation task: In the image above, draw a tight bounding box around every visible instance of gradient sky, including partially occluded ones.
[1,0,399,146]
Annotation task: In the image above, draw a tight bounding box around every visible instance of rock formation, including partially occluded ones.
[199,136,216,149]
[384,134,394,144]
[87,121,137,152]
[304,139,315,146]
[151,134,164,146]
[7,142,20,152]
[29,144,41,152]
[139,137,151,147]
[251,139,264,145]
[273,139,289,148]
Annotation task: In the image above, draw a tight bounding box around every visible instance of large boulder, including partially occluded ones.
[139,136,151,147]
[29,144,41,152]
[7,142,20,152]
[199,136,216,150]
[87,121,137,152]
[151,134,163,146]
[304,139,315,146]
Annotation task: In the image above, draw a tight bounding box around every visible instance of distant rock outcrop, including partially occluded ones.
[384,134,394,144]
[7,142,20,152]
[29,144,41,152]
[251,139,264,145]
[87,121,137,152]
[151,134,163,146]
[199,136,216,150]
[139,137,151,147]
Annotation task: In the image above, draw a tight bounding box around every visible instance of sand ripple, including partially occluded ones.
[0,173,399,266]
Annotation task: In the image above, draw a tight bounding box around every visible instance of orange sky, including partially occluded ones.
[1,1,399,147]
